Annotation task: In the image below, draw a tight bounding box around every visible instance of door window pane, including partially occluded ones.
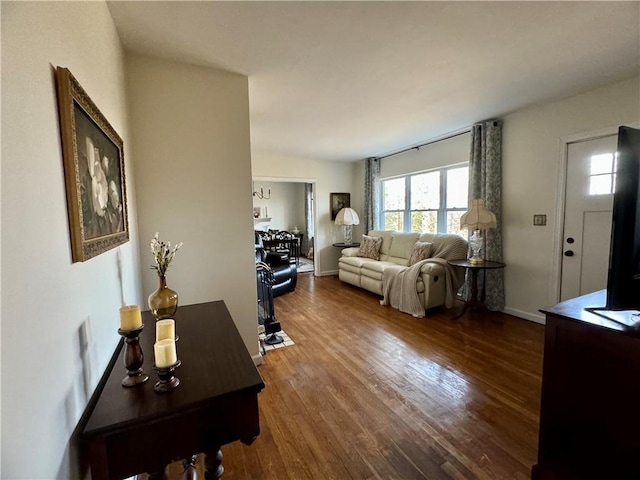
[411,172,439,210]
[383,178,405,210]
[589,174,614,195]
[590,153,614,175]
[446,167,469,208]
[588,153,616,195]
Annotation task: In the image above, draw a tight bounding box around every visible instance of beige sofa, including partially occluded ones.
[338,230,468,314]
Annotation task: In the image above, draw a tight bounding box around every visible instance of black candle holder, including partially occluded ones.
[118,324,149,387]
[153,360,181,393]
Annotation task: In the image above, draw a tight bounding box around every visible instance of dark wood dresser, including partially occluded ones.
[533,290,640,480]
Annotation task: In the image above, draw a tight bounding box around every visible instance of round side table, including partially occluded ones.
[448,259,506,320]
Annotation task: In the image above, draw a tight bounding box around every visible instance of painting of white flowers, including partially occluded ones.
[56,67,129,262]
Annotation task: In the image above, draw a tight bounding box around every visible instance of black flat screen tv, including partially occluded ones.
[606,126,640,311]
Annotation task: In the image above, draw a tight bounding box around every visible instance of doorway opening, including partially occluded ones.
[252,178,317,275]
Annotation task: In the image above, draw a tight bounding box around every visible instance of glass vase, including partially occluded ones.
[148,275,178,320]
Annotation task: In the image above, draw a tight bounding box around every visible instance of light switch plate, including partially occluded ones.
[533,214,547,226]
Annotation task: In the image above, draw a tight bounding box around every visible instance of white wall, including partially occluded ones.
[126,54,259,359]
[252,181,306,232]
[252,155,356,274]
[1,2,141,478]
[502,75,640,322]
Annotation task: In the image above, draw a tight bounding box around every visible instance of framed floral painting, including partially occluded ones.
[56,67,129,262]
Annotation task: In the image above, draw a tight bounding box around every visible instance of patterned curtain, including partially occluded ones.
[468,120,504,310]
[303,183,314,257]
[364,157,381,235]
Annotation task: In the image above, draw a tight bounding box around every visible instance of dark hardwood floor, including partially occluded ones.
[170,273,545,479]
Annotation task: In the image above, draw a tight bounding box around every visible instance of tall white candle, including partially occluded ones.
[154,339,177,368]
[156,319,175,342]
[119,305,142,331]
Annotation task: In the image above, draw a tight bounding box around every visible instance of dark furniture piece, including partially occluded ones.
[80,301,265,480]
[293,232,304,250]
[333,242,360,248]
[447,259,506,319]
[263,235,301,266]
[255,232,297,297]
[256,262,283,346]
[533,290,640,480]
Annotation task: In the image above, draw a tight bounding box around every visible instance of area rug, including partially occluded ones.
[259,330,295,352]
[297,257,314,273]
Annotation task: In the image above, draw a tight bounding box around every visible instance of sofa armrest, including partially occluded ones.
[419,262,446,275]
[419,262,448,310]
[340,247,360,257]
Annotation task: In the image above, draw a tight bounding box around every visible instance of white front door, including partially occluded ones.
[560,135,618,301]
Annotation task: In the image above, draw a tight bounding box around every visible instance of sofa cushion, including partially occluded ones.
[362,261,399,281]
[389,232,420,259]
[358,235,383,260]
[367,230,394,259]
[408,241,434,266]
[339,256,373,269]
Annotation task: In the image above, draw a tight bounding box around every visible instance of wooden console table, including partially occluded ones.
[80,301,265,480]
[533,290,640,479]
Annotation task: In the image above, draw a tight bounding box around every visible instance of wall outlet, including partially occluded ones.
[533,214,547,226]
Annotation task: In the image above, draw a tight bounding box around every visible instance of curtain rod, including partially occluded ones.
[374,128,471,161]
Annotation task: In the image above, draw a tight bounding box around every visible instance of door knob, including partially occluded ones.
[566,237,575,244]
[564,250,574,257]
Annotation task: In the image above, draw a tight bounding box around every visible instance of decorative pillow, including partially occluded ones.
[358,235,383,260]
[408,241,433,266]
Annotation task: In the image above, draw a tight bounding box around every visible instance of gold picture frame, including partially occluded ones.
[56,67,129,262]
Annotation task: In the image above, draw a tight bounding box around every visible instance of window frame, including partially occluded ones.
[379,163,469,234]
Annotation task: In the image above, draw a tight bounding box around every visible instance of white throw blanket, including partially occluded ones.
[380,236,467,317]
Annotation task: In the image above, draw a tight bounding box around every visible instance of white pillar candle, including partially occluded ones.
[154,339,177,368]
[119,305,142,331]
[156,319,175,342]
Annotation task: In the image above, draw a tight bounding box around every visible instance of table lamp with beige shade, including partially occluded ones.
[334,207,360,245]
[460,199,497,265]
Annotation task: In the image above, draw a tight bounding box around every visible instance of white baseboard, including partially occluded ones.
[252,352,264,366]
[503,307,546,325]
[318,269,338,277]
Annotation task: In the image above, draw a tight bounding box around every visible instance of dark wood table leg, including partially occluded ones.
[204,448,224,480]
[452,268,482,319]
[182,455,198,480]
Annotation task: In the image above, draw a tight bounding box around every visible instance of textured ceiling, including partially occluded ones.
[108,1,640,162]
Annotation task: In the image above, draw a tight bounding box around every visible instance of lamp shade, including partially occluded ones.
[460,199,497,230]
[335,207,360,226]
